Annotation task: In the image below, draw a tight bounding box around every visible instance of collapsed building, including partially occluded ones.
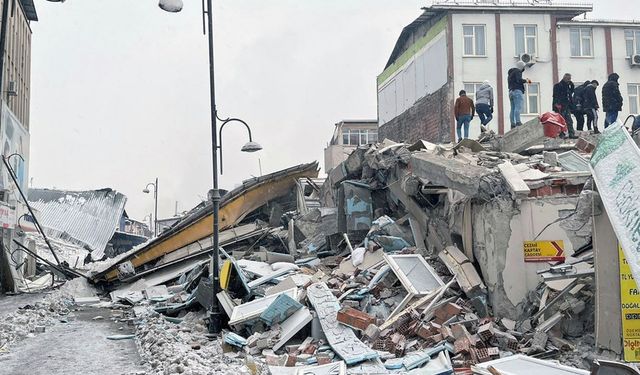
[2,119,640,374]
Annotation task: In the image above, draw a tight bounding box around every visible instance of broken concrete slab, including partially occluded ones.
[307,282,378,365]
[499,117,546,153]
[497,161,531,197]
[438,246,486,298]
[409,152,504,199]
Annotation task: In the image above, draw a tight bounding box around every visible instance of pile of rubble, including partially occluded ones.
[7,118,640,374]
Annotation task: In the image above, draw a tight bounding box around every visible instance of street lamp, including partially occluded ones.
[46,0,261,335]
[217,116,262,174]
[143,178,158,237]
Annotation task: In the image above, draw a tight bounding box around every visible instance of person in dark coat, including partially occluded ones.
[583,80,600,133]
[553,73,575,138]
[507,61,531,128]
[572,80,590,131]
[602,73,623,128]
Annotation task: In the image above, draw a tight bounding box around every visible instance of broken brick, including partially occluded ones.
[434,303,463,323]
[336,306,376,331]
[477,322,495,342]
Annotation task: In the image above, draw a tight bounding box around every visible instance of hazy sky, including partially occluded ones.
[29,0,632,222]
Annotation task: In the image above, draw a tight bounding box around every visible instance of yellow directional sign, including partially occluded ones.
[523,240,565,262]
[619,245,640,362]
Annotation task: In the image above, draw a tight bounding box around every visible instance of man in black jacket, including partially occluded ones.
[553,73,575,138]
[602,73,623,128]
[572,80,590,131]
[583,80,600,133]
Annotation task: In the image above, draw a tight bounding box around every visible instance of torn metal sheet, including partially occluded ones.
[228,288,298,326]
[471,354,589,374]
[306,282,378,365]
[272,307,314,351]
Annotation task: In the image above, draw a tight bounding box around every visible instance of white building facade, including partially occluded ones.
[378,1,640,143]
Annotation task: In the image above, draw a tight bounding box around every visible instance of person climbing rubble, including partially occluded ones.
[583,80,600,134]
[553,73,576,138]
[454,89,475,142]
[602,72,623,128]
[475,80,494,132]
[507,61,531,129]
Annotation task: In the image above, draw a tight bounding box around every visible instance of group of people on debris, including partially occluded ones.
[454,60,625,141]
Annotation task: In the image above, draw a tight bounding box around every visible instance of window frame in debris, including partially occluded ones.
[629,83,640,115]
[522,82,540,115]
[462,24,486,57]
[570,27,593,58]
[625,29,640,58]
[514,24,537,57]
[383,253,445,295]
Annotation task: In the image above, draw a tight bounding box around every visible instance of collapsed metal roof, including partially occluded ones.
[28,188,127,253]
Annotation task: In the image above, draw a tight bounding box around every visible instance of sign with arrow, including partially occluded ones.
[523,240,565,262]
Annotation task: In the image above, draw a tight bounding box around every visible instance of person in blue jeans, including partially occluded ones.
[454,90,474,142]
[602,73,623,128]
[507,61,531,128]
[475,80,494,131]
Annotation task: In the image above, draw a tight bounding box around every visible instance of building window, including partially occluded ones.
[463,25,486,56]
[463,82,483,102]
[629,84,640,114]
[625,29,640,57]
[570,27,593,57]
[522,82,540,114]
[515,25,537,56]
[342,129,378,145]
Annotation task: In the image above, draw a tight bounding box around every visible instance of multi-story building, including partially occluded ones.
[2,0,36,130]
[324,120,378,173]
[377,0,640,143]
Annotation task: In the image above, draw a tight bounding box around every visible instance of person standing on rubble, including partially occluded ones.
[572,80,590,132]
[454,89,475,142]
[602,72,623,128]
[475,80,494,131]
[553,73,576,138]
[507,61,531,129]
[583,80,600,134]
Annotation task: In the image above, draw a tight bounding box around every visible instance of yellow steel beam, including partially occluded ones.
[102,168,316,282]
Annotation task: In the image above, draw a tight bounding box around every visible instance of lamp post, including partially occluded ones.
[143,178,158,237]
[46,0,262,335]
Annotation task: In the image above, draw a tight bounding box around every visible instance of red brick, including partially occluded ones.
[454,337,471,354]
[285,354,297,367]
[575,137,595,153]
[336,307,375,331]
[434,302,463,323]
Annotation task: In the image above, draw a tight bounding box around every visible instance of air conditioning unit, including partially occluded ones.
[519,53,537,66]
[631,54,640,66]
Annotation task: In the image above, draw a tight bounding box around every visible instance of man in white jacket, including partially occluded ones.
[475,80,494,131]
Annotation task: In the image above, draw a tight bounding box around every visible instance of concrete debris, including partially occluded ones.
[7,125,634,373]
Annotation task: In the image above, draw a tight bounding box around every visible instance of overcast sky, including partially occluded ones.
[29,0,633,222]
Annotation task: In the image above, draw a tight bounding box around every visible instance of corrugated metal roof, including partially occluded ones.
[28,188,127,253]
